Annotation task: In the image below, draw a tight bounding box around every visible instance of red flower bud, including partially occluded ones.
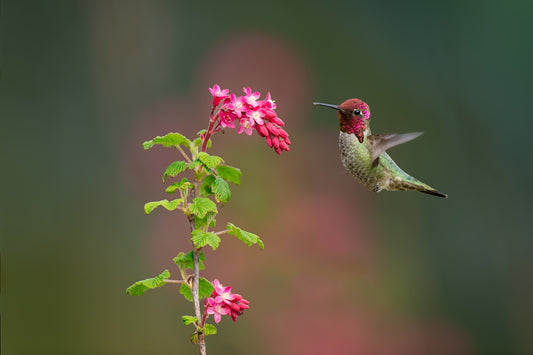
[266,135,273,148]
[268,115,285,127]
[255,124,268,137]
[271,136,280,149]
[265,122,280,136]
[278,128,288,139]
[279,140,290,151]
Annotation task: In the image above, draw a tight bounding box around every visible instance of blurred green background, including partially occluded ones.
[2,0,532,354]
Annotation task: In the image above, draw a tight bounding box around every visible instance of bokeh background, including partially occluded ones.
[2,1,532,354]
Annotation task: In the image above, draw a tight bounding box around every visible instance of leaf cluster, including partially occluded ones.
[128,130,265,339]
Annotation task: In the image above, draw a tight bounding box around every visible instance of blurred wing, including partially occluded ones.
[367,132,424,167]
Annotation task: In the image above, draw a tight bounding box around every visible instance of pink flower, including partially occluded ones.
[246,107,265,125]
[205,297,230,324]
[204,279,250,323]
[237,115,254,135]
[222,94,247,118]
[219,109,237,129]
[242,87,261,108]
[259,92,276,109]
[209,85,230,109]
[206,85,291,154]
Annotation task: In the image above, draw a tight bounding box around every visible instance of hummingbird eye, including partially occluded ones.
[353,109,361,116]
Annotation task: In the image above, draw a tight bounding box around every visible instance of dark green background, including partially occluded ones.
[2,1,532,354]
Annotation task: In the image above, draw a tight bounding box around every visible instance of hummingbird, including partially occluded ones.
[314,98,447,198]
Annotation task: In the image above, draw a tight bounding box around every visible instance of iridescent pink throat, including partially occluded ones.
[339,113,367,143]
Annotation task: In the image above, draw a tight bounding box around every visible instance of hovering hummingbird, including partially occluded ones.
[314,98,447,198]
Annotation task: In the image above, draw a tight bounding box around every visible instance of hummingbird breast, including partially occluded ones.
[339,131,387,192]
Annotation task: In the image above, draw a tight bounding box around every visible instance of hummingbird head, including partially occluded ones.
[313,99,371,143]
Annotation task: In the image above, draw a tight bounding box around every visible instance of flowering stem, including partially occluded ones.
[192,249,206,354]
[188,182,207,355]
[201,112,217,153]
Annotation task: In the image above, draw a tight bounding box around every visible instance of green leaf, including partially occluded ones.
[126,270,170,296]
[192,137,202,148]
[180,283,193,301]
[166,178,193,194]
[182,315,198,326]
[190,332,198,344]
[144,199,183,214]
[188,197,217,218]
[143,132,192,150]
[173,251,204,270]
[191,230,221,250]
[212,177,231,203]
[226,223,264,250]
[199,277,215,299]
[198,152,223,169]
[195,211,217,229]
[188,159,202,170]
[179,277,213,301]
[203,324,217,336]
[216,165,242,185]
[163,161,188,182]
[199,175,216,197]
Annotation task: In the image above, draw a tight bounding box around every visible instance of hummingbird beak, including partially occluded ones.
[313,102,341,111]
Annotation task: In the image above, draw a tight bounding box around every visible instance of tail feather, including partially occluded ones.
[420,188,448,198]
[389,176,448,198]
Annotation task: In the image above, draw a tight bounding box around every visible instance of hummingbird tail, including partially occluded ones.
[420,188,448,198]
[388,175,448,198]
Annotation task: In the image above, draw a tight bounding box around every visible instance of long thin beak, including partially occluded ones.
[313,102,340,111]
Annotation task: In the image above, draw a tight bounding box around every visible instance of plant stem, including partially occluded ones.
[176,145,192,163]
[201,112,216,153]
[192,249,205,355]
[163,279,186,284]
[189,183,206,355]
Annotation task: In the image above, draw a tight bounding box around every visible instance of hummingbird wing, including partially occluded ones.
[367,132,424,167]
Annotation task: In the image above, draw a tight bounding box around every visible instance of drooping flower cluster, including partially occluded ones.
[204,279,249,323]
[208,85,291,154]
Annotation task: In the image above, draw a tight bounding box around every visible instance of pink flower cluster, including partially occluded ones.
[205,279,249,323]
[208,85,291,154]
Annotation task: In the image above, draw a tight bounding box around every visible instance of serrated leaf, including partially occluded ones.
[179,277,213,301]
[216,165,242,185]
[126,270,170,296]
[188,197,217,218]
[166,178,193,194]
[182,315,198,326]
[226,223,264,250]
[180,283,193,301]
[144,199,183,214]
[163,161,188,182]
[198,152,223,169]
[143,132,192,150]
[199,277,214,298]
[195,211,217,229]
[199,175,216,197]
[173,251,204,270]
[212,177,231,203]
[191,230,221,250]
[203,324,217,336]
